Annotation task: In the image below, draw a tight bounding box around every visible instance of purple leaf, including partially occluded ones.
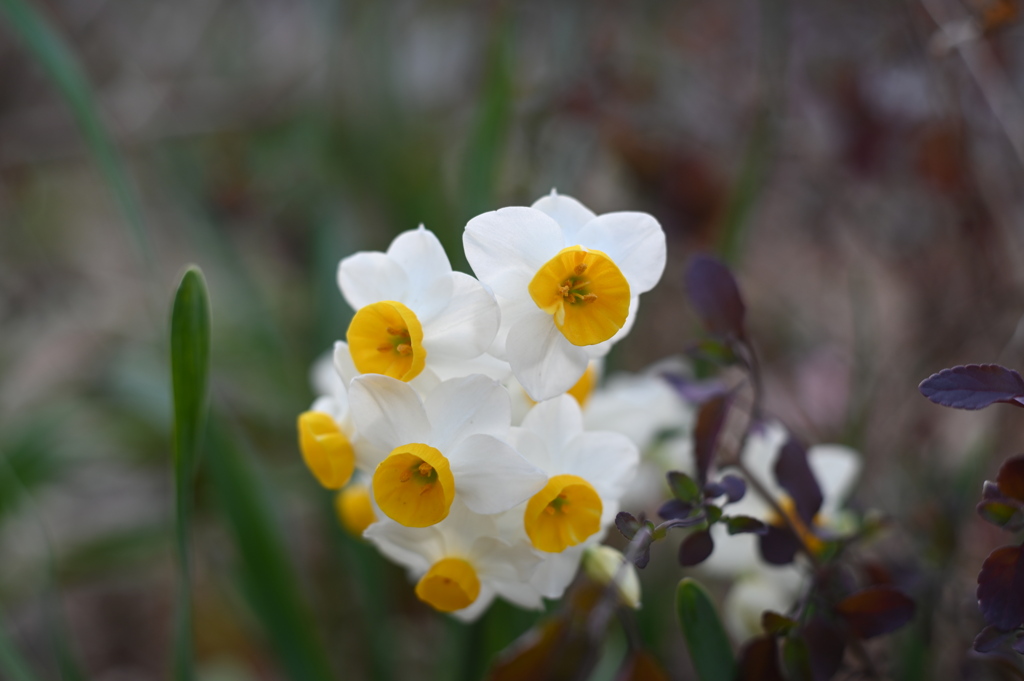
[835,586,916,639]
[685,255,747,339]
[759,525,800,565]
[633,533,654,570]
[616,512,640,540]
[997,455,1024,502]
[977,544,1024,630]
[803,618,846,681]
[973,625,1014,653]
[919,364,1024,410]
[658,499,694,521]
[662,373,731,404]
[720,474,746,503]
[773,437,823,524]
[694,394,732,485]
[678,530,715,567]
[1013,635,1024,655]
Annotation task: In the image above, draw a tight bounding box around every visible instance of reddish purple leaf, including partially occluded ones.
[835,586,915,639]
[759,524,800,565]
[685,255,747,339]
[919,364,1024,410]
[977,500,1024,532]
[694,394,731,485]
[997,455,1024,502]
[977,544,1024,630]
[678,530,715,567]
[773,437,823,524]
[803,618,846,681]
[736,635,784,681]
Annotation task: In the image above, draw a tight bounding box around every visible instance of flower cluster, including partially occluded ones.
[297,192,667,620]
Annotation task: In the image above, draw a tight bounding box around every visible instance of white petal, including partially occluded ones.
[337,252,409,310]
[364,520,441,574]
[575,212,666,294]
[348,375,431,451]
[530,546,585,599]
[427,351,512,383]
[385,227,454,320]
[531,190,596,244]
[562,431,638,500]
[520,395,585,458]
[448,434,546,514]
[727,421,789,517]
[506,312,590,402]
[424,376,512,451]
[472,537,541,582]
[508,428,555,474]
[809,445,861,517]
[491,580,545,611]
[333,341,358,386]
[464,207,565,300]
[421,272,500,358]
[488,294,538,359]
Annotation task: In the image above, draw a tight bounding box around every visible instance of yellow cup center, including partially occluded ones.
[335,483,377,537]
[524,474,603,553]
[297,411,355,490]
[347,300,427,381]
[528,246,630,346]
[415,557,481,613]
[372,443,455,527]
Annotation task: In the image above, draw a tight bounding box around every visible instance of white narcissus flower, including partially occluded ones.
[348,374,546,528]
[499,395,639,598]
[365,503,543,622]
[697,421,861,641]
[296,352,383,490]
[336,226,506,388]
[464,191,666,401]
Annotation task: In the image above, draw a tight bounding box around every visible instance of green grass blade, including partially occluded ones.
[206,420,336,681]
[676,578,736,681]
[0,0,153,269]
[0,621,41,681]
[170,267,212,681]
[459,13,513,240]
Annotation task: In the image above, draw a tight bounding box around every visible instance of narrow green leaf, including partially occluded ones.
[206,420,336,681]
[0,620,41,681]
[0,0,153,269]
[170,266,211,681]
[676,578,736,681]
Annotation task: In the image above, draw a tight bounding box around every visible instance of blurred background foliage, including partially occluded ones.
[3,0,1024,679]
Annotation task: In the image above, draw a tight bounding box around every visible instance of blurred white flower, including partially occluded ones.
[336,226,505,388]
[348,374,545,528]
[700,420,861,641]
[464,191,666,401]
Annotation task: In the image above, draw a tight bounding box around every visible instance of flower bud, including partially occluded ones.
[583,545,641,609]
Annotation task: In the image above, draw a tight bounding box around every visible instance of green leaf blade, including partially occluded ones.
[675,578,736,681]
[169,265,211,681]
